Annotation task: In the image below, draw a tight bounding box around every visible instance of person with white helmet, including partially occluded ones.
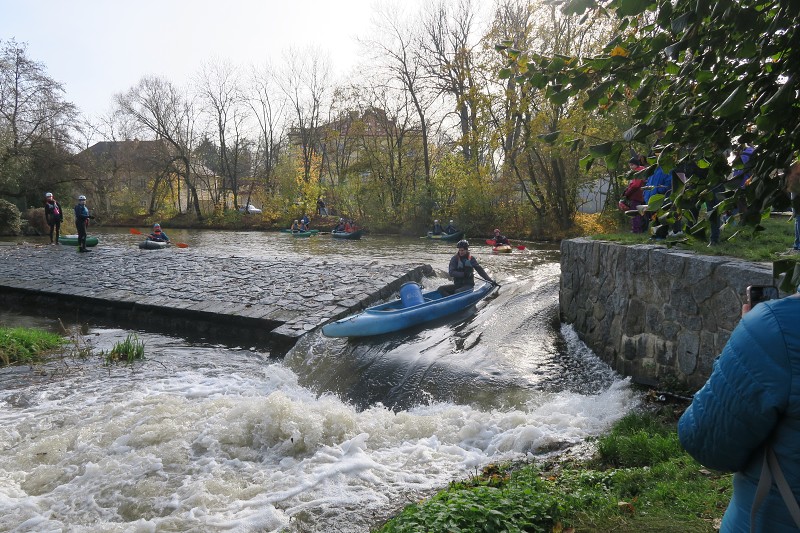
[444,219,458,235]
[73,194,94,252]
[430,219,444,235]
[43,192,63,244]
[147,223,169,243]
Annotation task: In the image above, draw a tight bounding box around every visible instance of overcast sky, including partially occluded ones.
[1,0,428,119]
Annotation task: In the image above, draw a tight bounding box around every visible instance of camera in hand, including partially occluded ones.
[746,285,779,306]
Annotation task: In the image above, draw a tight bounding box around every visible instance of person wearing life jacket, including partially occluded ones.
[437,240,496,297]
[43,192,63,245]
[291,219,302,232]
[74,195,94,252]
[444,220,458,234]
[491,228,510,246]
[334,218,347,232]
[431,219,444,235]
[147,223,169,243]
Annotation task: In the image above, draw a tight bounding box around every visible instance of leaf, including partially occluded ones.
[610,45,630,58]
[499,68,513,79]
[588,141,614,157]
[712,86,750,118]
[538,131,560,143]
[616,0,654,17]
[579,154,594,172]
[561,0,596,16]
[623,125,643,142]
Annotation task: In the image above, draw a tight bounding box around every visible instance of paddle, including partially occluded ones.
[485,238,525,250]
[130,228,188,248]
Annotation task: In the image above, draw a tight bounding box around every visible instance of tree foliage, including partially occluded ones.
[498,0,800,233]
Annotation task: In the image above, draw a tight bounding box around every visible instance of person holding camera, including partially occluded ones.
[678,162,800,532]
[74,194,94,252]
[437,240,497,297]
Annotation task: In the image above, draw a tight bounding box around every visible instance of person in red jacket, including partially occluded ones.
[43,192,64,244]
[619,155,648,233]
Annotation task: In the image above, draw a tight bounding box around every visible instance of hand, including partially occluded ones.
[89,215,96,219]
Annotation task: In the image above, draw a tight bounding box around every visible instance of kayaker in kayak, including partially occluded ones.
[491,228,510,245]
[438,239,496,297]
[147,223,170,243]
[444,220,458,234]
[431,219,444,235]
[334,218,347,232]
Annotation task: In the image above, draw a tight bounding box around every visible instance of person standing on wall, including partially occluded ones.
[74,195,94,252]
[43,192,63,245]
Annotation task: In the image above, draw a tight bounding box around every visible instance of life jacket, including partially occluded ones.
[454,254,475,287]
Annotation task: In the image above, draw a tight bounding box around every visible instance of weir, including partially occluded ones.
[0,243,434,353]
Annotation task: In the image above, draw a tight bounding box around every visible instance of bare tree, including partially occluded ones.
[196,60,251,210]
[247,62,286,197]
[280,47,332,184]
[365,4,435,191]
[418,0,483,164]
[0,39,77,200]
[115,76,203,218]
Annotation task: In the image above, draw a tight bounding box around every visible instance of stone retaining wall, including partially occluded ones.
[559,238,776,391]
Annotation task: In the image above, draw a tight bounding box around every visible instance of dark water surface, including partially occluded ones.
[0,229,639,532]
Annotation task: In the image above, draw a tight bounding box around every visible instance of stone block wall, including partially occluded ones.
[559,238,776,391]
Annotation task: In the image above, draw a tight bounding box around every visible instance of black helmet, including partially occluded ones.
[457,239,469,249]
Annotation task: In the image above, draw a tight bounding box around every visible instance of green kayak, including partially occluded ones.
[58,235,99,247]
[281,228,319,234]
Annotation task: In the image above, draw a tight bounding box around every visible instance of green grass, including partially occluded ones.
[375,407,730,533]
[0,326,66,366]
[596,213,798,262]
[103,333,145,364]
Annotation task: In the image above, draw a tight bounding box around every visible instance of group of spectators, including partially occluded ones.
[618,144,800,253]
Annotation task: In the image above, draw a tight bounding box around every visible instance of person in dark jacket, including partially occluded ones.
[73,195,94,252]
[147,223,170,242]
[491,228,510,245]
[437,240,496,297]
[444,220,458,234]
[678,163,800,532]
[43,192,63,244]
[431,219,444,235]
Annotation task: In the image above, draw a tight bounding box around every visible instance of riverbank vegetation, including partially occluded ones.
[0,326,65,366]
[377,402,729,532]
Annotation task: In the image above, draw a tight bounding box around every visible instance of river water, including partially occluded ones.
[0,229,639,532]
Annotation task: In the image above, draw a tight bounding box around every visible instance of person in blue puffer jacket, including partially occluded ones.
[678,289,800,532]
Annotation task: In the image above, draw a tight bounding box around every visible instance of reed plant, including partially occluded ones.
[103,333,145,364]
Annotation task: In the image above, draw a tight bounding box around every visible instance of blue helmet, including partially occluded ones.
[457,239,469,249]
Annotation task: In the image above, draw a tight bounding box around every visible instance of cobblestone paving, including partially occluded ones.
[0,243,433,339]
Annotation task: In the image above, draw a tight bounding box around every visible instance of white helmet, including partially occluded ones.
[449,220,454,223]
[78,195,86,200]
[45,192,53,198]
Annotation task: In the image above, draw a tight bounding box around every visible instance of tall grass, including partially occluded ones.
[0,327,65,366]
[104,333,145,364]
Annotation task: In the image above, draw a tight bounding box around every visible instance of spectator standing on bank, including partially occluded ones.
[43,192,63,245]
[74,195,94,252]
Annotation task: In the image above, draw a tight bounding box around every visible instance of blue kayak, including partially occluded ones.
[322,281,495,337]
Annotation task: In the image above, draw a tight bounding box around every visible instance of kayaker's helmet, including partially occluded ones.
[153,223,161,230]
[45,192,53,198]
[434,219,439,223]
[78,195,86,201]
[449,220,454,224]
[494,228,500,234]
[457,239,469,249]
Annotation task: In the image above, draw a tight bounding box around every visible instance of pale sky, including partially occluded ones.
[1,0,425,119]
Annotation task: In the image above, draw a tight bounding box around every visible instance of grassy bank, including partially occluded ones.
[376,401,729,532]
[596,214,797,263]
[0,326,66,366]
